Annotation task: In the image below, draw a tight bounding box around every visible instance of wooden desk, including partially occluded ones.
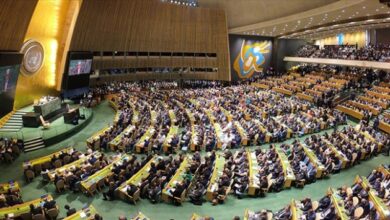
[335,105,363,120]
[373,85,390,94]
[275,147,295,188]
[206,155,225,201]
[272,87,293,96]
[64,205,98,220]
[220,107,233,122]
[322,138,349,169]
[86,126,112,149]
[162,157,189,203]
[48,151,102,182]
[367,90,390,100]
[162,109,179,152]
[348,100,380,116]
[302,144,325,178]
[251,83,270,90]
[291,199,303,220]
[247,150,260,196]
[379,121,390,134]
[81,154,131,195]
[296,93,314,102]
[131,212,150,220]
[253,120,271,143]
[23,147,75,170]
[378,165,390,176]
[355,127,383,152]
[109,125,135,151]
[329,188,349,220]
[339,133,366,159]
[359,176,390,220]
[358,96,388,109]
[135,110,157,153]
[109,101,121,123]
[0,182,19,194]
[116,156,158,201]
[234,121,248,146]
[0,194,53,219]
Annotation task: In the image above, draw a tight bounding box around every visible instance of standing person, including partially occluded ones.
[3,69,11,92]
[373,117,379,131]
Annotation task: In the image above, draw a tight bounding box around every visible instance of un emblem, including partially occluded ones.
[20,40,44,76]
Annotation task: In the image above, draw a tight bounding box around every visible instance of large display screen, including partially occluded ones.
[0,52,23,118]
[68,59,92,76]
[62,52,93,98]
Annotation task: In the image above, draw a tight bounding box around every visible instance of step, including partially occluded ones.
[24,137,43,142]
[9,116,23,120]
[0,128,21,132]
[6,118,23,122]
[3,124,22,128]
[1,126,21,130]
[24,144,46,152]
[4,122,22,126]
[13,112,26,115]
[25,141,44,148]
[24,138,44,145]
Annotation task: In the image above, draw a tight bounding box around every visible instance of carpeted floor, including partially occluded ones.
[0,101,388,220]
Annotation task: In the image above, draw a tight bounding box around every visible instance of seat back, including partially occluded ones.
[12,145,20,155]
[56,179,65,191]
[26,170,35,179]
[354,207,364,219]
[63,155,71,164]
[34,164,42,174]
[54,160,62,168]
[20,212,32,220]
[32,214,45,220]
[47,208,59,219]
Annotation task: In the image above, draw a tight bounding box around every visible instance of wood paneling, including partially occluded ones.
[70,0,230,81]
[0,0,38,51]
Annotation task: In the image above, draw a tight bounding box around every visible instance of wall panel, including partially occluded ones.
[70,0,230,81]
[0,0,37,51]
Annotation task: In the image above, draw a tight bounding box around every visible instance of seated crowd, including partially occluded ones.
[88,84,349,155]
[246,166,389,220]
[23,147,82,182]
[296,44,390,62]
[0,138,22,164]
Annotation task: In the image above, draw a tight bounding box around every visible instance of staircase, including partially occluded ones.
[0,110,28,132]
[24,137,46,152]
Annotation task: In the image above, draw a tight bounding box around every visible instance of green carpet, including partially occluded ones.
[0,101,388,220]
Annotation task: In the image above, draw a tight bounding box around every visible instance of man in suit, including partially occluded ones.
[29,204,43,215]
[43,198,56,210]
[64,204,76,216]
[318,193,331,211]
[126,184,138,197]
